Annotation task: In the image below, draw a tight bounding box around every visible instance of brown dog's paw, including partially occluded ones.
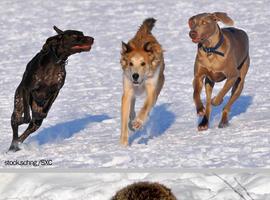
[132,118,144,130]
[198,116,209,131]
[218,120,229,128]
[196,106,205,116]
[211,96,223,106]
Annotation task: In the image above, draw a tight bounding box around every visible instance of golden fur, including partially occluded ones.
[120,18,165,146]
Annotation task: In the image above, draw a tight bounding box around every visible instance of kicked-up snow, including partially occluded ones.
[0,0,270,168]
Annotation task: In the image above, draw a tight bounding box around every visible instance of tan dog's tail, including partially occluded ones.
[135,18,156,37]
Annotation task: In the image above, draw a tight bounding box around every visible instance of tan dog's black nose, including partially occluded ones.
[132,73,139,81]
[189,30,198,39]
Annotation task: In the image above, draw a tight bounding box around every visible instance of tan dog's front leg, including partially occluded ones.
[121,90,133,146]
[211,76,238,106]
[193,75,205,116]
[132,85,156,130]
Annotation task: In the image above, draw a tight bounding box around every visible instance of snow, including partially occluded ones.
[0,173,270,200]
[1,0,270,168]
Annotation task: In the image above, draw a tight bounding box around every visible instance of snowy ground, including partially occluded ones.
[1,0,270,168]
[0,172,270,200]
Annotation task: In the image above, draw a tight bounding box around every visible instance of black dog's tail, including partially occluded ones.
[136,18,156,36]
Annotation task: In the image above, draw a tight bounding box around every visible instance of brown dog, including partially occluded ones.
[111,182,177,200]
[9,26,94,151]
[188,12,249,130]
[120,18,165,146]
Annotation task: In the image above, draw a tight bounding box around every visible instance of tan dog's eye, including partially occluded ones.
[129,62,133,66]
[141,62,145,66]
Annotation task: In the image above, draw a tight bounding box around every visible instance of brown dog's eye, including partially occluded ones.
[202,21,207,25]
[129,62,133,66]
[141,62,145,66]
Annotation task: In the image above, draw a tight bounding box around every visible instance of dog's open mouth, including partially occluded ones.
[71,44,92,51]
[192,38,204,43]
[133,81,140,85]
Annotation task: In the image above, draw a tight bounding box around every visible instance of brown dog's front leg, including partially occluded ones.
[121,90,133,146]
[193,76,205,116]
[132,84,156,130]
[198,77,214,131]
[211,75,238,106]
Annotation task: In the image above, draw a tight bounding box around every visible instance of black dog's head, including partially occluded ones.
[42,26,94,57]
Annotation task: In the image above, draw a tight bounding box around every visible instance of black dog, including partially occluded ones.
[9,26,94,151]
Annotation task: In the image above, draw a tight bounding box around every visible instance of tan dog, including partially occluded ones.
[188,12,249,131]
[111,182,177,200]
[120,18,165,146]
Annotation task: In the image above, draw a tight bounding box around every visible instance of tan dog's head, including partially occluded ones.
[188,12,234,43]
[120,42,161,86]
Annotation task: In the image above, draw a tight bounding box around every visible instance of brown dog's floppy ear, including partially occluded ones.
[122,42,132,54]
[144,42,153,52]
[53,26,64,34]
[211,12,234,26]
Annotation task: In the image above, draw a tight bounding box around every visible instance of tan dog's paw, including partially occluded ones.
[132,118,144,130]
[120,136,129,146]
[211,96,223,106]
[196,106,205,116]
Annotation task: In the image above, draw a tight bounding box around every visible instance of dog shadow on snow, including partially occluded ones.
[129,103,176,145]
[29,114,110,145]
[208,95,253,123]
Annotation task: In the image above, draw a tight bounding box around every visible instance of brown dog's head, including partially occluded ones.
[42,26,94,57]
[120,41,161,86]
[188,12,234,43]
[111,182,177,200]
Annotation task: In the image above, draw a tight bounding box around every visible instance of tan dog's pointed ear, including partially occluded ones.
[211,12,234,26]
[122,41,132,54]
[144,42,153,52]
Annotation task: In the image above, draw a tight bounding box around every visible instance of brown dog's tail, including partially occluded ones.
[135,18,156,37]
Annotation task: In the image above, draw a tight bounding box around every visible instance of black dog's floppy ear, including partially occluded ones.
[144,42,153,52]
[42,36,59,52]
[211,12,234,26]
[53,26,64,34]
[122,42,132,54]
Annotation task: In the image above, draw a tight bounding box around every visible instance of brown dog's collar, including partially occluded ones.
[198,34,225,57]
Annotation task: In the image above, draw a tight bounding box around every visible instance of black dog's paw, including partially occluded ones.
[8,141,21,152]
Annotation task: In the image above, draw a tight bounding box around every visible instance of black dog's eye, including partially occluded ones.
[141,62,145,66]
[71,35,80,41]
[129,62,133,66]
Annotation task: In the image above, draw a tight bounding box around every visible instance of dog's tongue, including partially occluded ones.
[192,38,201,43]
[72,45,91,51]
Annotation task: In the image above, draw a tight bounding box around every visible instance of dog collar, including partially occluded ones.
[198,34,224,57]
[49,46,67,65]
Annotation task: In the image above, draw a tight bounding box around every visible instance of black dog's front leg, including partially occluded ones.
[18,118,44,143]
[10,91,60,151]
[9,86,29,151]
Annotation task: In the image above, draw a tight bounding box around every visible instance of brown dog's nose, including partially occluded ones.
[189,31,198,39]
